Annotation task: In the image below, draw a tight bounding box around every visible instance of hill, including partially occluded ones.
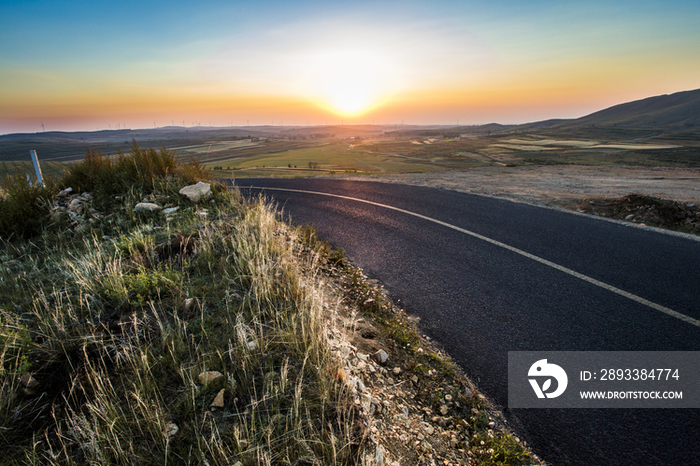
[562,88,700,131]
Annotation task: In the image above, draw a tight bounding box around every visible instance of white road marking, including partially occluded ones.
[243,185,700,328]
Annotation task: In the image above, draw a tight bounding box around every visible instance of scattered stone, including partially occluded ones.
[20,374,39,389]
[211,389,225,408]
[57,187,73,197]
[349,376,366,392]
[375,445,385,466]
[68,198,84,213]
[372,349,389,365]
[165,423,179,438]
[179,182,212,202]
[439,405,449,416]
[410,375,419,384]
[133,202,162,212]
[183,297,197,312]
[198,371,224,385]
[392,367,402,376]
[163,206,180,215]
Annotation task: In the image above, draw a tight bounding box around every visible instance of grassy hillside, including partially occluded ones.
[563,88,700,130]
[0,145,540,465]
[0,146,361,464]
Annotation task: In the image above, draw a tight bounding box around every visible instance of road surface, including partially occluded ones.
[230,178,700,466]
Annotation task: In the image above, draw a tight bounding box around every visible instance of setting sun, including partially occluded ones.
[325,71,375,115]
[297,48,400,117]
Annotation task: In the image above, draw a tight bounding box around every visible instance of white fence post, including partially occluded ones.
[30,150,44,188]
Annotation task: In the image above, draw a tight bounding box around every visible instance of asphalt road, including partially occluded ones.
[230,178,700,466]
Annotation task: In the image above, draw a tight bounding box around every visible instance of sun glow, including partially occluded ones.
[298,48,401,117]
[326,72,375,115]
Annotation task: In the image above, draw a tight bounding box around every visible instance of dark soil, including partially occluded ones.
[578,193,700,234]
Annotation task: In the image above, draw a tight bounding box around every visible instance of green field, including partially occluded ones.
[2,126,699,182]
[206,140,490,178]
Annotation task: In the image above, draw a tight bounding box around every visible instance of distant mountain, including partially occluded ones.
[563,88,700,130]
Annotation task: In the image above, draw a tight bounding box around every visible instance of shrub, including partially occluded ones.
[63,141,209,204]
[0,174,57,240]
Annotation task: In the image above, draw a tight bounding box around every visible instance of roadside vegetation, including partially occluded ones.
[0,144,361,464]
[1,144,540,465]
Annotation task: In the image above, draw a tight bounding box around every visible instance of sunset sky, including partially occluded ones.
[1,0,699,134]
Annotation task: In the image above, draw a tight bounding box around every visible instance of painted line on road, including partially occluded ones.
[241,185,700,328]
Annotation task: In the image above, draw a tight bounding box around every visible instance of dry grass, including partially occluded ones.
[0,150,362,464]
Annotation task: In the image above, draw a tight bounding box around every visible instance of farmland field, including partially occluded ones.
[2,125,700,182]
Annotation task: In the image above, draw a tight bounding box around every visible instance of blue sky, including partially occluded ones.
[1,0,699,133]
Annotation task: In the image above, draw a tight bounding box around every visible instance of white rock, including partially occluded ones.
[57,187,73,197]
[211,389,225,408]
[133,202,162,212]
[372,349,389,365]
[163,206,180,215]
[198,371,224,385]
[183,297,196,312]
[165,423,179,438]
[68,198,83,213]
[349,376,366,392]
[179,182,211,202]
[392,367,402,376]
[375,445,385,466]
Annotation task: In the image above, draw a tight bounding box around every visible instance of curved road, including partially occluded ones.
[231,178,700,466]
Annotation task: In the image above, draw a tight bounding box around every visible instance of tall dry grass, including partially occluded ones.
[0,146,361,464]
